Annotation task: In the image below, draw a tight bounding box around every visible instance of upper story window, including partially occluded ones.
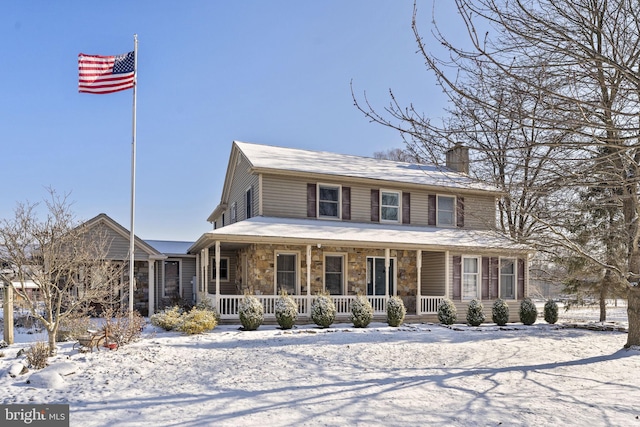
[246,187,253,219]
[318,184,340,218]
[437,195,455,227]
[381,190,400,222]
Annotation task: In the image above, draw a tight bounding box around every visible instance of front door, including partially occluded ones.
[366,257,394,296]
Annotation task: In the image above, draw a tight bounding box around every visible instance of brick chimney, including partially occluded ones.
[446,144,469,174]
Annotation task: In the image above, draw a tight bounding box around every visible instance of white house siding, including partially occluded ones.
[262,175,308,219]
[462,194,498,230]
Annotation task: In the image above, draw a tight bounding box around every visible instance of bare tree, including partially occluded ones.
[0,190,123,355]
[354,0,640,346]
[372,147,422,163]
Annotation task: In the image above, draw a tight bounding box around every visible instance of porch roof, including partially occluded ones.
[189,217,531,254]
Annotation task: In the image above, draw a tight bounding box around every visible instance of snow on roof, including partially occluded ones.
[145,240,194,255]
[194,217,529,253]
[235,141,499,192]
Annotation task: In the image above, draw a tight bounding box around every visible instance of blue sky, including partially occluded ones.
[1,1,464,241]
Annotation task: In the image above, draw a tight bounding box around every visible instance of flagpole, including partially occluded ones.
[129,34,138,314]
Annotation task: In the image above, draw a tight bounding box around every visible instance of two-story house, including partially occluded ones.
[188,141,532,320]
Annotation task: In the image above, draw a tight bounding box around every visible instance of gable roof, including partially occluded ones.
[207,140,500,222]
[82,213,161,258]
[234,141,498,192]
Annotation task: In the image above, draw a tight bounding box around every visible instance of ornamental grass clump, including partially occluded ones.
[26,342,49,369]
[350,295,373,328]
[311,293,336,328]
[275,291,298,330]
[437,298,457,325]
[491,298,510,326]
[177,307,218,335]
[386,296,406,327]
[466,299,485,327]
[544,299,559,324]
[239,294,264,331]
[519,298,538,325]
[150,306,184,331]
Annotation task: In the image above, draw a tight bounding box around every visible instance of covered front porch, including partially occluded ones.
[194,239,449,320]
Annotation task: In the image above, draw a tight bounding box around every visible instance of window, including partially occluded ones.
[381,191,400,222]
[163,260,181,298]
[276,253,297,295]
[211,257,229,282]
[437,195,455,227]
[500,258,516,299]
[324,255,344,295]
[462,257,479,300]
[231,202,237,222]
[246,187,253,219]
[319,185,340,218]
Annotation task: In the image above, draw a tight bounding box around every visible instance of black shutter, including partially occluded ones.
[456,196,465,228]
[402,192,411,224]
[371,189,380,222]
[307,184,317,218]
[481,257,489,299]
[342,187,351,220]
[452,255,461,299]
[517,258,525,299]
[428,194,436,226]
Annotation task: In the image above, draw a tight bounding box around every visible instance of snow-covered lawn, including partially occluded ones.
[0,306,638,426]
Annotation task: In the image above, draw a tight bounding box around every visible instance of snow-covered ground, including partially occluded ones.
[0,305,638,427]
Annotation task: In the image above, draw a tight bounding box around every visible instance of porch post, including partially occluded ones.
[195,255,200,303]
[306,245,311,297]
[148,260,155,316]
[416,249,422,316]
[445,250,450,299]
[385,248,390,298]
[202,247,209,299]
[215,241,221,310]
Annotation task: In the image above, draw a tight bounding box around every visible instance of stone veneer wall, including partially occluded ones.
[237,244,418,311]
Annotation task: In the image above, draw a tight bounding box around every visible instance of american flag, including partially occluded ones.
[78,51,135,94]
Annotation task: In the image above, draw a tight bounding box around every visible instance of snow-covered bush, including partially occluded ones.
[239,294,264,331]
[466,299,485,326]
[437,298,457,325]
[519,298,538,325]
[26,342,49,369]
[275,291,298,330]
[350,295,373,328]
[544,299,559,324]
[386,296,406,327]
[178,307,218,334]
[150,306,184,331]
[491,298,510,326]
[311,293,336,328]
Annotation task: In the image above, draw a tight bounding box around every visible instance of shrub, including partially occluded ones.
[102,308,146,345]
[491,299,510,326]
[350,295,373,328]
[544,299,559,324]
[437,298,457,325]
[387,296,406,327]
[466,299,485,326]
[178,307,218,334]
[150,306,184,331]
[519,298,538,325]
[239,294,264,331]
[311,293,336,328]
[58,313,93,341]
[275,291,298,330]
[26,342,49,369]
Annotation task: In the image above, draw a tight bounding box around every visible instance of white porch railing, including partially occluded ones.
[419,296,445,315]
[211,294,389,320]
